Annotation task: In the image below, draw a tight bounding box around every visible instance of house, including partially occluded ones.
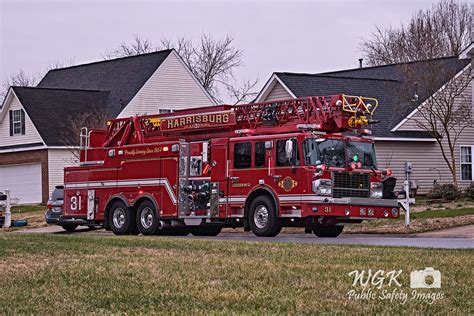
[0,49,215,203]
[256,52,474,194]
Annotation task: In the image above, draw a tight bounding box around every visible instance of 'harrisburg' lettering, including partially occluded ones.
[166,113,231,129]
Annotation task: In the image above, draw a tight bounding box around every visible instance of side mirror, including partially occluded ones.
[285,139,293,160]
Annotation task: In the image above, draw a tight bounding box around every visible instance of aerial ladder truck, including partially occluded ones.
[60,94,400,237]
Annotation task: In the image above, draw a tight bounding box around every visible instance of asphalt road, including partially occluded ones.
[16,225,474,249]
[185,233,473,249]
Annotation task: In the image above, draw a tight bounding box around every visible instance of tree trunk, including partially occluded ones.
[450,149,458,187]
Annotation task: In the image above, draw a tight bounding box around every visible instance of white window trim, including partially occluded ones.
[460,145,474,181]
[12,109,22,135]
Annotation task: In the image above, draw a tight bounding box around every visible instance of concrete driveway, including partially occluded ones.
[14,224,474,249]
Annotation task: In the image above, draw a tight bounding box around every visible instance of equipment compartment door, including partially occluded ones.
[210,138,229,218]
[178,141,191,217]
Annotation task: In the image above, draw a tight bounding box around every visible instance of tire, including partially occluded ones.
[136,200,159,235]
[312,225,344,237]
[190,226,222,236]
[248,195,281,237]
[61,223,78,232]
[108,201,138,235]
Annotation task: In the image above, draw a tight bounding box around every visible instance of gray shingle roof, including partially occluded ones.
[13,87,109,146]
[37,49,172,117]
[275,56,470,138]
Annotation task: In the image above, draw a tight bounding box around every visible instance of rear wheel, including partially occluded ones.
[136,200,159,235]
[248,195,281,237]
[312,225,344,237]
[190,226,222,236]
[61,223,78,232]
[108,201,138,235]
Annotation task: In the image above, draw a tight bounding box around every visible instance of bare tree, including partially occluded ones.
[1,70,38,103]
[361,0,472,66]
[221,77,259,105]
[59,105,109,161]
[107,34,258,103]
[1,59,75,104]
[103,35,156,59]
[399,62,472,186]
[160,34,255,103]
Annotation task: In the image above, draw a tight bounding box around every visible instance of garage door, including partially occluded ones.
[0,163,42,204]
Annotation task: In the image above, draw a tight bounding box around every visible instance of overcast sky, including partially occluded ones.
[1,0,439,95]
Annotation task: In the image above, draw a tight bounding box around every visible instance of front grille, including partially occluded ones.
[332,171,370,198]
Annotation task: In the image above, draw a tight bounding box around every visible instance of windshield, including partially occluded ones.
[347,141,377,169]
[303,138,377,169]
[303,138,345,167]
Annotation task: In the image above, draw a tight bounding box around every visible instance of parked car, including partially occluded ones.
[44,185,78,232]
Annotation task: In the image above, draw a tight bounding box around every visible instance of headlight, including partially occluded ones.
[313,179,332,196]
[370,182,383,199]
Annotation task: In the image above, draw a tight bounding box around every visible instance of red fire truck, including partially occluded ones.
[61,94,400,237]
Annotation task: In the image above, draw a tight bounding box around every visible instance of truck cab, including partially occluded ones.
[223,131,399,237]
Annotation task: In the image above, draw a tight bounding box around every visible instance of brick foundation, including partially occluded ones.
[0,149,49,203]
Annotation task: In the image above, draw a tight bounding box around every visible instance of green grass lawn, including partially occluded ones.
[10,204,44,213]
[0,234,471,314]
[404,208,474,219]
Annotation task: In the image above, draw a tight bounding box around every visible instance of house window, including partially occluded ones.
[10,109,25,136]
[159,109,175,114]
[460,146,473,181]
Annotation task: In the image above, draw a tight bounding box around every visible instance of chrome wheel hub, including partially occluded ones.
[112,208,126,228]
[254,205,269,229]
[140,207,154,229]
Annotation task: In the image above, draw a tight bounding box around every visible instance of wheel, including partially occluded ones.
[108,201,138,235]
[248,195,281,237]
[61,223,78,232]
[312,225,344,237]
[190,226,222,236]
[136,200,159,235]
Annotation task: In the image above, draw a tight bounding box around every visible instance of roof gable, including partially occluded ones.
[271,56,471,138]
[13,87,109,146]
[37,50,172,117]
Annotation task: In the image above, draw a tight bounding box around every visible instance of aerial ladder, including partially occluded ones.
[100,94,379,148]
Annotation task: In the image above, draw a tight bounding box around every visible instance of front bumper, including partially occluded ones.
[282,197,400,219]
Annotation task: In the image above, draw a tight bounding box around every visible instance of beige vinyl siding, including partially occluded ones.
[263,82,292,101]
[376,125,474,194]
[384,64,474,193]
[118,51,215,118]
[0,94,43,147]
[47,149,78,196]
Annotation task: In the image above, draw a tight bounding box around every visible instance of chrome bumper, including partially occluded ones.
[307,196,399,208]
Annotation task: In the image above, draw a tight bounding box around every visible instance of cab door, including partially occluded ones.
[228,139,254,214]
[271,138,304,211]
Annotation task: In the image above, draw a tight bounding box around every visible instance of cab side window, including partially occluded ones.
[255,142,266,167]
[276,139,299,166]
[234,142,251,168]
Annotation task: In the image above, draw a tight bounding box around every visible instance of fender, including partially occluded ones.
[245,184,280,215]
[105,193,129,209]
[133,193,160,212]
